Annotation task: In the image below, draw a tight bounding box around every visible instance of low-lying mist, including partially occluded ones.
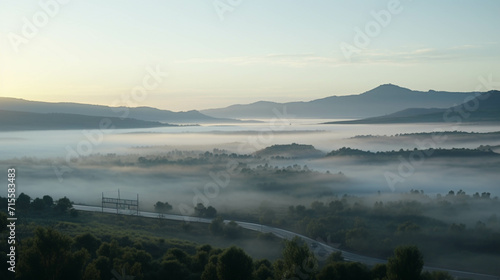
[1,142,498,218]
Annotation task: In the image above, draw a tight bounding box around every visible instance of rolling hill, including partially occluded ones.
[0,97,243,124]
[255,143,325,159]
[0,110,176,131]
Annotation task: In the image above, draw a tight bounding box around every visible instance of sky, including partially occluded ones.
[1,0,499,111]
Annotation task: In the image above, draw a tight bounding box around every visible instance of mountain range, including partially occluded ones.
[201,84,481,119]
[1,84,498,131]
[325,90,500,124]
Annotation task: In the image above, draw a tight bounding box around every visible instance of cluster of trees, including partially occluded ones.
[268,191,500,274]
[153,201,173,213]
[352,130,500,138]
[0,193,74,214]
[254,143,324,159]
[242,163,312,174]
[440,189,492,199]
[236,163,344,194]
[137,150,251,166]
[326,147,498,158]
[195,203,218,218]
[134,200,219,220]
[209,217,242,239]
[0,221,452,280]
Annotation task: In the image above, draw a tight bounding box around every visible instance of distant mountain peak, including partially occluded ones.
[361,84,412,96]
[378,83,403,88]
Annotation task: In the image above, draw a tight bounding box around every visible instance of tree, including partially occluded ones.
[55,196,72,212]
[192,250,209,273]
[201,256,219,280]
[306,220,327,240]
[421,271,455,280]
[254,259,274,280]
[209,216,224,235]
[317,262,370,280]
[159,259,190,280]
[163,248,191,267]
[387,245,424,280]
[42,195,54,207]
[70,208,79,217]
[0,212,7,232]
[371,263,387,280]
[17,227,89,280]
[205,206,217,218]
[216,246,253,280]
[254,264,273,280]
[195,203,207,217]
[74,233,101,257]
[275,237,317,280]
[154,201,173,213]
[195,203,217,218]
[31,197,45,211]
[259,206,276,224]
[223,221,242,238]
[421,271,454,280]
[325,251,344,264]
[86,255,112,280]
[17,192,31,210]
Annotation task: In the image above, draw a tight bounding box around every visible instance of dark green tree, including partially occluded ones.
[163,248,191,267]
[17,192,31,210]
[421,270,454,280]
[371,263,387,280]
[192,250,209,273]
[0,211,7,231]
[55,196,72,212]
[387,245,424,280]
[275,237,317,280]
[154,201,173,213]
[216,246,253,280]
[325,251,344,264]
[17,227,89,280]
[74,233,101,257]
[85,256,112,280]
[317,262,370,280]
[195,203,207,217]
[160,259,190,280]
[31,197,45,211]
[209,216,224,235]
[205,206,217,218]
[223,221,242,238]
[254,259,274,280]
[42,195,54,207]
[201,255,219,280]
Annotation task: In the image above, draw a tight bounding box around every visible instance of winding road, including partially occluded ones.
[73,205,499,280]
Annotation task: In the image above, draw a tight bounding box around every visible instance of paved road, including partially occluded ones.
[73,205,499,280]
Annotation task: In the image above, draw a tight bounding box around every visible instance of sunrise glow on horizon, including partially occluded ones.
[1,0,499,111]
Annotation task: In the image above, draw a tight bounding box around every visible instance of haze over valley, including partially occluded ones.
[1,1,500,279]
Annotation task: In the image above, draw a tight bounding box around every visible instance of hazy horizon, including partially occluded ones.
[2,1,500,111]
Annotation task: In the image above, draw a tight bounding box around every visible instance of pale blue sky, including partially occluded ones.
[1,0,499,110]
